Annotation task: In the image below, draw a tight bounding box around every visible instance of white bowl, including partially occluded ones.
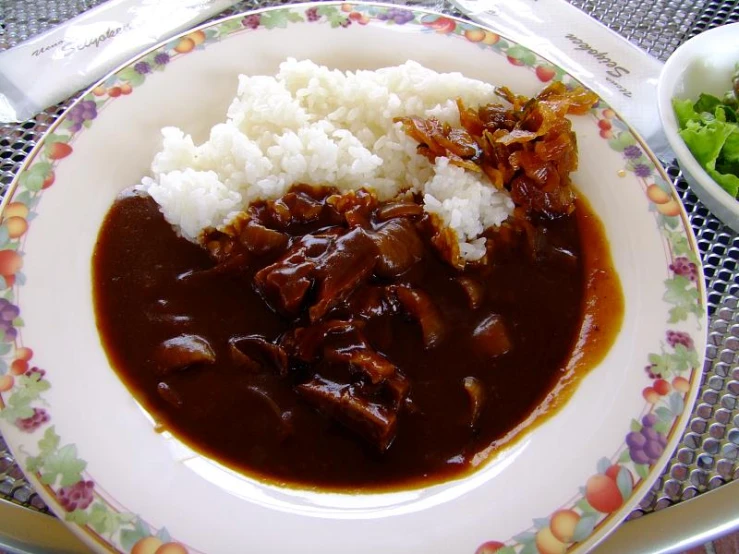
[657,22,739,232]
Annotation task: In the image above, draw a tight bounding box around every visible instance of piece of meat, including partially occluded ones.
[253,235,332,316]
[392,286,446,348]
[309,228,378,321]
[254,227,377,321]
[229,335,288,376]
[327,189,378,228]
[203,230,239,264]
[270,190,325,227]
[157,382,183,408]
[195,229,252,276]
[297,376,398,451]
[384,370,411,406]
[375,201,424,222]
[153,334,215,374]
[344,286,396,319]
[456,277,484,310]
[462,376,485,428]
[324,342,398,385]
[229,342,261,372]
[472,314,512,357]
[284,318,409,449]
[237,220,289,256]
[281,320,363,362]
[370,218,424,278]
[323,329,410,399]
[255,258,314,315]
[283,319,403,387]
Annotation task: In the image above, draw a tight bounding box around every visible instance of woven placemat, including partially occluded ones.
[0,0,738,525]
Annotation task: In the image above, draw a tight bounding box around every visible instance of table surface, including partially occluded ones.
[0,0,738,548]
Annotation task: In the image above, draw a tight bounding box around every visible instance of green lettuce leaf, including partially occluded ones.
[678,117,733,166]
[707,166,739,197]
[693,93,722,115]
[672,97,739,199]
[672,98,700,128]
[717,131,739,175]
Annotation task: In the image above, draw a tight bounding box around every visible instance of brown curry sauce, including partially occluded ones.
[92,186,623,491]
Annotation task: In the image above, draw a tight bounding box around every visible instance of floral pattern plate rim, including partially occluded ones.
[0,3,706,554]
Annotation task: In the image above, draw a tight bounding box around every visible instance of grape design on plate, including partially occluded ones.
[57,480,95,512]
[0,298,20,342]
[66,101,98,132]
[626,414,668,465]
[666,330,694,350]
[15,407,50,433]
[306,7,320,21]
[669,256,699,283]
[377,8,415,24]
[242,14,261,28]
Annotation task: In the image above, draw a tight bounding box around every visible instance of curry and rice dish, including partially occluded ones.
[93,60,624,490]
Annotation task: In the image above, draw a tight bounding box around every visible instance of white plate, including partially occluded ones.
[0,3,706,554]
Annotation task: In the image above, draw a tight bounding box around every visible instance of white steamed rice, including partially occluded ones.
[137,59,515,261]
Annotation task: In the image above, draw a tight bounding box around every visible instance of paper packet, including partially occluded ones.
[0,0,237,122]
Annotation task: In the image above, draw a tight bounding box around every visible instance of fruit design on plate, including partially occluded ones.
[602,125,688,218]
[420,14,457,33]
[130,536,188,554]
[505,45,535,67]
[535,65,557,83]
[0,250,22,289]
[4,203,29,225]
[593,108,618,139]
[475,461,635,554]
[0,298,21,344]
[0,418,193,553]
[377,7,414,24]
[627,414,667,466]
[462,28,500,45]
[174,30,207,54]
[4,346,48,432]
[65,101,98,132]
[601,118,702,324]
[632,330,698,467]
